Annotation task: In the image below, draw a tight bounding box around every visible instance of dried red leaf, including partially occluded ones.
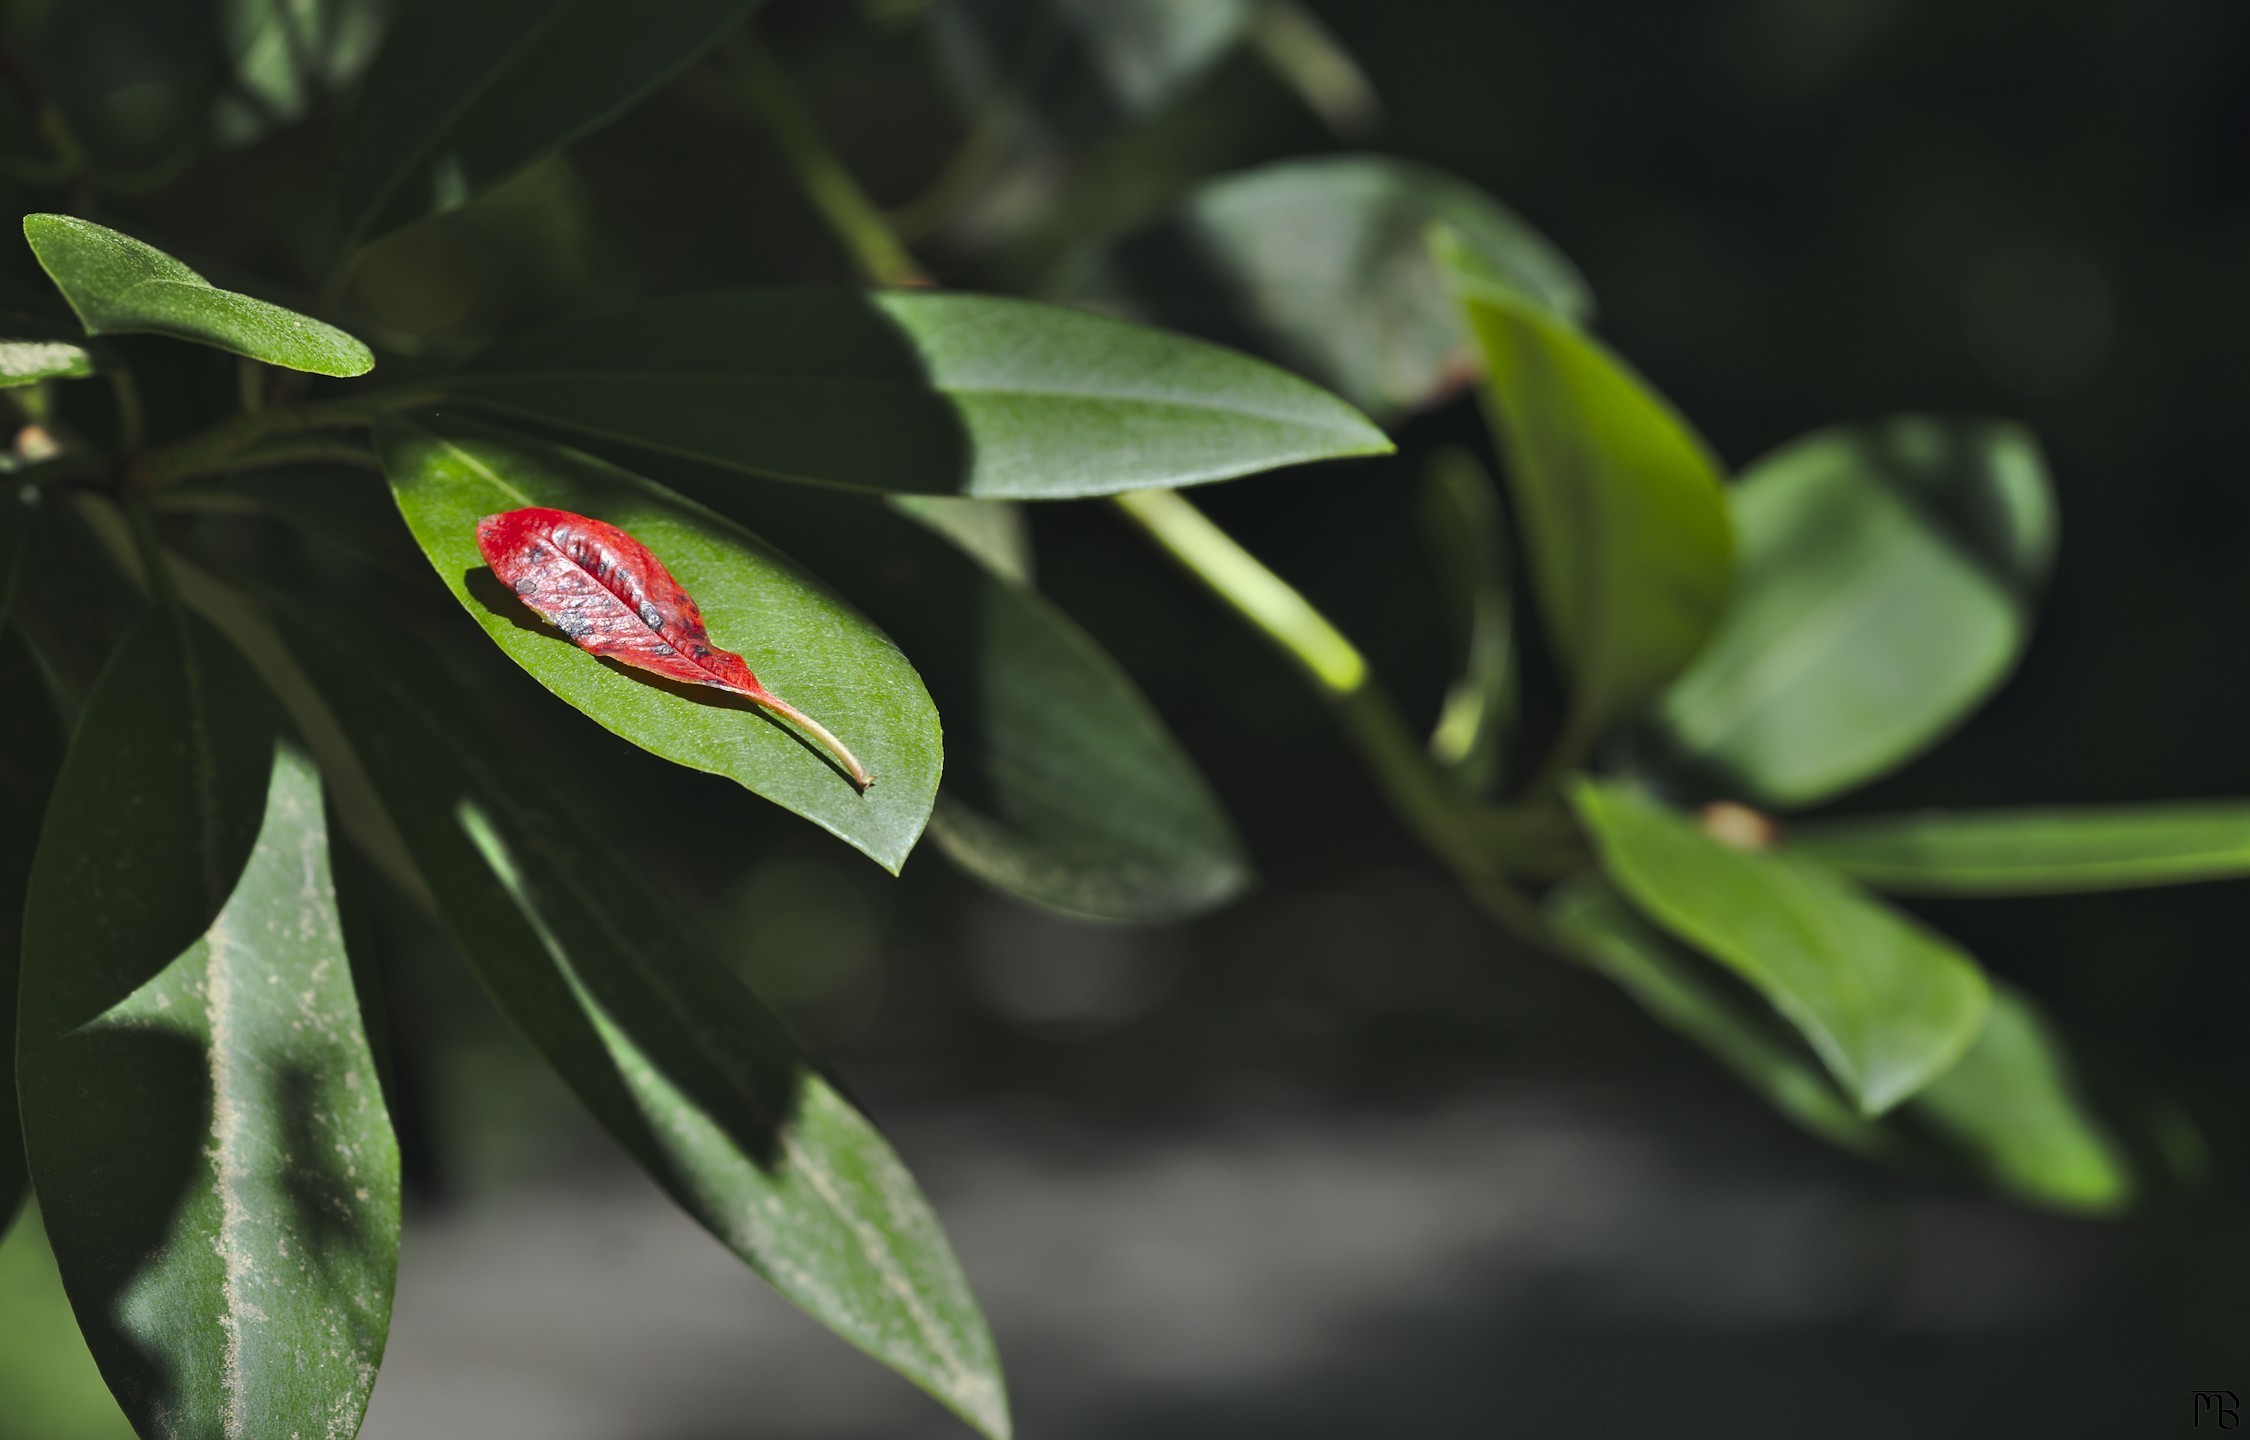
[476,506,870,790]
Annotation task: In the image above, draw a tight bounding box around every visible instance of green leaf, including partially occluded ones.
[1653,418,2054,808]
[214,0,387,147]
[889,495,1035,586]
[1789,803,2250,895]
[378,414,941,873]
[17,608,399,1440]
[1447,248,1732,740]
[1069,155,1591,421]
[0,310,96,387]
[7,489,145,717]
[1545,874,1885,1154]
[1418,446,1517,794]
[338,0,761,244]
[1571,778,1989,1115]
[1913,983,2134,1214]
[0,632,67,1229]
[442,289,1393,499]
[281,606,1012,1439]
[931,0,1254,135]
[735,481,1250,922]
[21,215,375,377]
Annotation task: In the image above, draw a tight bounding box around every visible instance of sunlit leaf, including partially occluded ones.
[443,289,1393,499]
[1654,418,2054,807]
[22,215,375,376]
[282,606,1013,1439]
[338,0,762,244]
[1545,874,1886,1153]
[1791,802,2250,895]
[379,414,941,873]
[17,608,399,1440]
[1447,246,1732,742]
[1913,982,2135,1214]
[1571,778,1989,1115]
[1071,155,1590,420]
[1418,446,1516,794]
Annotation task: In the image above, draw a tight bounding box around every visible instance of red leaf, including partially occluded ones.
[476,507,870,790]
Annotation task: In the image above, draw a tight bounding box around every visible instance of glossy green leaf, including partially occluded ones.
[1448,249,1732,740]
[1071,155,1591,421]
[1571,778,1989,1114]
[17,609,399,1440]
[1913,983,2134,1214]
[338,0,761,244]
[1418,446,1517,794]
[378,414,941,873]
[731,480,1250,922]
[0,632,67,1229]
[0,311,96,387]
[1790,803,2250,895]
[282,607,1011,1438]
[1545,874,1884,1153]
[443,289,1393,499]
[1654,418,2054,808]
[22,215,374,377]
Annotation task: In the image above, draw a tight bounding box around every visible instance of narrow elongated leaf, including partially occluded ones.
[1546,874,1884,1153]
[0,633,66,1229]
[1418,446,1517,793]
[734,479,1249,921]
[1914,983,2134,1213]
[1071,155,1591,421]
[443,289,1393,499]
[338,0,760,244]
[1571,778,1989,1114]
[17,608,398,1440]
[1448,249,1732,739]
[282,607,1011,1438]
[379,415,940,872]
[1790,803,2250,895]
[1653,418,2054,808]
[22,215,374,377]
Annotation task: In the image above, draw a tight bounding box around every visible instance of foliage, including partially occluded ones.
[0,1,2230,1434]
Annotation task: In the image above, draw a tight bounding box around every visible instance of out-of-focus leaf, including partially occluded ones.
[1654,418,2054,808]
[1072,155,1590,421]
[444,289,1392,499]
[735,480,1249,922]
[338,0,761,244]
[1447,245,1732,742]
[0,311,96,387]
[1418,446,1516,793]
[21,0,217,170]
[17,608,398,1440]
[22,215,375,376]
[159,462,431,584]
[930,0,1252,139]
[379,414,940,871]
[1913,983,2134,1214]
[891,495,1034,586]
[1244,1,1380,137]
[214,0,387,146]
[6,489,144,715]
[1790,803,2250,895]
[282,606,1012,1439]
[0,632,66,1229]
[1571,778,1989,1115]
[1546,874,1885,1153]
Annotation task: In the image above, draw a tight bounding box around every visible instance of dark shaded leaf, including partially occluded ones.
[1571,778,1989,1115]
[1653,418,2054,807]
[443,289,1392,499]
[930,0,1253,140]
[1790,803,2250,895]
[280,605,1013,1438]
[6,489,145,716]
[0,632,67,1231]
[379,415,940,872]
[1418,446,1516,793]
[338,0,761,244]
[17,607,398,1440]
[22,215,375,376]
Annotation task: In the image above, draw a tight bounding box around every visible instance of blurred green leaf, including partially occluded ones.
[338,0,762,244]
[1913,982,2134,1214]
[17,609,398,1440]
[283,607,1013,1439]
[1418,446,1516,794]
[1571,778,1989,1115]
[1654,418,2054,808]
[22,215,375,376]
[214,0,386,146]
[931,0,1253,136]
[1791,803,2250,895]
[1545,874,1885,1154]
[1072,155,1590,421]
[379,414,942,874]
[737,481,1250,922]
[1447,249,1732,743]
[0,312,95,388]
[0,632,66,1229]
[445,289,1393,498]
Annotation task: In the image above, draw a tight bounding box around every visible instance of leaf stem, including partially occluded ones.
[748,687,873,793]
[722,29,930,288]
[134,391,428,489]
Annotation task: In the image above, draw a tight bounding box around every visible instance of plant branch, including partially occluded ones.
[133,391,426,490]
